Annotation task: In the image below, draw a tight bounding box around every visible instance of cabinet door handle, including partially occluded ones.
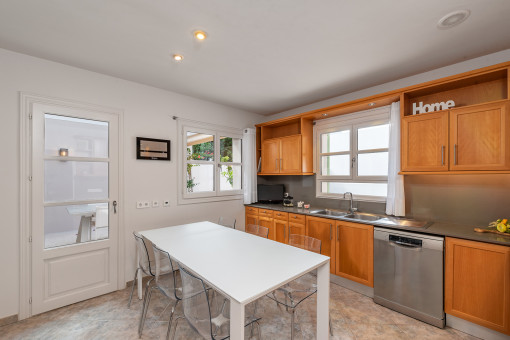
[330,224,332,240]
[275,159,278,171]
[337,225,339,241]
[280,158,283,171]
[441,145,445,166]
[454,144,458,165]
[284,225,286,240]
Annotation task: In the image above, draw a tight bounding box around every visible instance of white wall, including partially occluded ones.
[0,48,263,319]
[266,49,510,121]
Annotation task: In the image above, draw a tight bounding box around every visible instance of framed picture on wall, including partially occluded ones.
[136,137,171,160]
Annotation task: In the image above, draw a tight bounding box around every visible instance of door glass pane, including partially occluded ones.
[321,155,350,176]
[220,165,242,191]
[45,161,108,202]
[357,124,389,151]
[220,136,242,163]
[187,132,214,161]
[45,114,109,158]
[357,152,388,176]
[44,203,109,248]
[321,182,387,197]
[186,163,214,192]
[321,130,350,153]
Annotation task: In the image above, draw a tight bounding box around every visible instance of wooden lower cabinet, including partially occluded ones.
[274,218,289,244]
[306,216,335,273]
[245,214,258,227]
[258,216,275,240]
[289,222,305,237]
[335,221,374,287]
[445,237,510,335]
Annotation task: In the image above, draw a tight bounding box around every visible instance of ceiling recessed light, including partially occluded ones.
[368,102,376,107]
[437,10,470,30]
[173,54,183,62]
[321,113,328,117]
[194,30,207,41]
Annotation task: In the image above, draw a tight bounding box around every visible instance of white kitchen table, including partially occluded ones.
[139,221,330,340]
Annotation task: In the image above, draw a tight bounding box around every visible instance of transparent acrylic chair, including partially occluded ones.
[171,262,262,340]
[128,232,155,308]
[245,224,269,238]
[133,233,174,338]
[218,216,236,229]
[266,234,333,339]
[140,245,182,340]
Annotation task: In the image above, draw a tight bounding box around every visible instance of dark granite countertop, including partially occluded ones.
[245,203,510,247]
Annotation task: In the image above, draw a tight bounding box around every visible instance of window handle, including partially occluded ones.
[113,201,117,214]
[351,157,356,168]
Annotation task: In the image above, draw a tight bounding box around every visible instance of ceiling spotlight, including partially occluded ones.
[321,113,328,117]
[194,30,207,41]
[368,102,376,107]
[173,54,184,62]
[437,10,470,30]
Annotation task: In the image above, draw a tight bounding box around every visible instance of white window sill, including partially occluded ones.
[178,194,243,205]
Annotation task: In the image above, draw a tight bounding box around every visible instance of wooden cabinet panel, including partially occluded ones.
[450,102,510,171]
[245,214,258,227]
[273,211,289,220]
[335,221,374,287]
[306,216,335,273]
[288,222,305,237]
[259,209,274,218]
[245,206,259,215]
[402,111,449,171]
[258,217,275,240]
[445,238,510,335]
[261,139,280,174]
[274,218,288,244]
[280,135,302,174]
[289,213,306,224]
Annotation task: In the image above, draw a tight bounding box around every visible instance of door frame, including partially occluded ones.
[19,92,125,320]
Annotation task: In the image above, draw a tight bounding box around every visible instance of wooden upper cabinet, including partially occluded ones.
[279,135,302,174]
[402,111,449,171]
[450,101,510,171]
[261,139,280,174]
[257,117,313,175]
[335,221,374,287]
[306,216,335,273]
[445,237,510,335]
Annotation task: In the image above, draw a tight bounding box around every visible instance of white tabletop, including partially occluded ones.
[140,221,330,304]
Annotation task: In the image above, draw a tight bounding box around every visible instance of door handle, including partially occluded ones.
[454,144,457,165]
[441,145,445,166]
[113,200,117,214]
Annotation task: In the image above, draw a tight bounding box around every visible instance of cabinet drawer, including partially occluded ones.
[259,209,274,217]
[245,206,259,215]
[273,211,289,220]
[289,213,306,224]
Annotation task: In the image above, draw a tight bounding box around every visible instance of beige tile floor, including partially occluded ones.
[0,282,480,340]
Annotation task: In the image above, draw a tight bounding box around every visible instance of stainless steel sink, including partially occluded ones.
[310,209,347,217]
[343,212,382,222]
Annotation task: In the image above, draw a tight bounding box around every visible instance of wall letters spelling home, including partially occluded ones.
[412,100,455,115]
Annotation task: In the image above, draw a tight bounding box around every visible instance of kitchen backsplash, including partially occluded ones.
[257,174,510,226]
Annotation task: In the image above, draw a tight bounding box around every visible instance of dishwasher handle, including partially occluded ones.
[390,240,422,249]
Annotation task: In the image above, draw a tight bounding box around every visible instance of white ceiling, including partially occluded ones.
[1,1,510,115]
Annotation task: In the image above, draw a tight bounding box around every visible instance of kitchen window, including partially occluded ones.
[315,107,390,201]
[179,121,243,204]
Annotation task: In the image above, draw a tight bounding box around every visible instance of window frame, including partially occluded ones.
[178,120,243,204]
[314,106,390,202]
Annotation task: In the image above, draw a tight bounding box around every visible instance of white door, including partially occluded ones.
[31,102,119,315]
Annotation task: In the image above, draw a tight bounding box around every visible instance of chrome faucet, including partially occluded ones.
[343,192,356,214]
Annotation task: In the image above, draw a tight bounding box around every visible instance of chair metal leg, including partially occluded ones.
[329,314,333,336]
[166,299,180,340]
[290,308,296,340]
[256,321,262,340]
[171,316,184,340]
[128,268,140,308]
[138,278,154,338]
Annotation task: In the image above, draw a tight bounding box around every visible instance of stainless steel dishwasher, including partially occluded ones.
[373,228,445,328]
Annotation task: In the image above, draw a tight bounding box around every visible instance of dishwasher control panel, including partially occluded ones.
[389,234,422,247]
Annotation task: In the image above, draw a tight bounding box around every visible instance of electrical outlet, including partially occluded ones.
[152,200,159,208]
[143,201,150,208]
[136,201,144,209]
[163,199,170,207]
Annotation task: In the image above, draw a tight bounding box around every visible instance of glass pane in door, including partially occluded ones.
[44,203,109,248]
